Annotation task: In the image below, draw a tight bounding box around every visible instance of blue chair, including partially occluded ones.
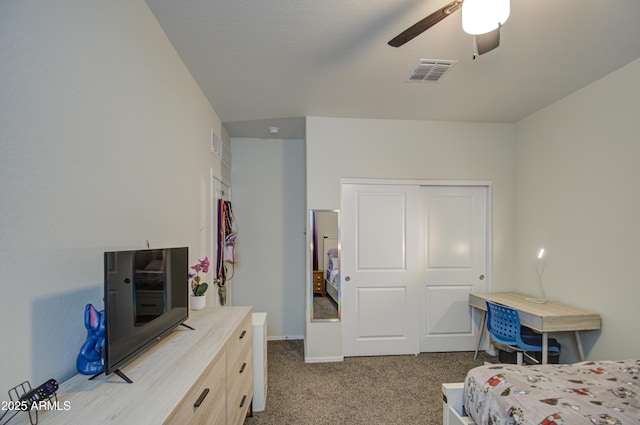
[486,301,560,365]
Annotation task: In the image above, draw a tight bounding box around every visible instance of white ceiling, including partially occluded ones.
[145,0,640,138]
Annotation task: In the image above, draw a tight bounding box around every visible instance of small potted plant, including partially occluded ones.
[189,257,209,310]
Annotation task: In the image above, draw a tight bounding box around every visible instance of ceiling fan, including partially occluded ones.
[388,0,510,57]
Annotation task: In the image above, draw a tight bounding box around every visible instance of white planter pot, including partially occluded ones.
[190,295,206,310]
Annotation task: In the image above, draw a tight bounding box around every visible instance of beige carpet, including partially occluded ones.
[312,294,338,320]
[244,340,492,424]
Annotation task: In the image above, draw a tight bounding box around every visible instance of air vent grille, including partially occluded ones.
[407,60,456,83]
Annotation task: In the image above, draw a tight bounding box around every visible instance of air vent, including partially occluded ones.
[407,60,456,83]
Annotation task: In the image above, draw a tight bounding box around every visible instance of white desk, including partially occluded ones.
[469,292,601,364]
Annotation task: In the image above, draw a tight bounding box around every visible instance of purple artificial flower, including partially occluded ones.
[199,257,210,274]
[189,257,210,296]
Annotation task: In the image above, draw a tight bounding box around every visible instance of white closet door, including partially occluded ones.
[341,184,420,356]
[420,186,488,352]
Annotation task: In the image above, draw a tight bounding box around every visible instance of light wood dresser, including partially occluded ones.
[13,307,253,425]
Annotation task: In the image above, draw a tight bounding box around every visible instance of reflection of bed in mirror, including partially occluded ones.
[310,209,339,321]
[323,235,339,305]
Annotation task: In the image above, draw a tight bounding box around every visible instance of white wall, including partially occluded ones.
[305,117,517,360]
[515,58,640,362]
[0,0,224,389]
[230,138,306,339]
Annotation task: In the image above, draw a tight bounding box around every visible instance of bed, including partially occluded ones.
[443,359,640,425]
[324,241,339,305]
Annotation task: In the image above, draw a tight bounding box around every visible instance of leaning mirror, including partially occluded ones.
[310,210,340,321]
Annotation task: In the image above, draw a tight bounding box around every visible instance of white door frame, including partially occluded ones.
[211,170,231,305]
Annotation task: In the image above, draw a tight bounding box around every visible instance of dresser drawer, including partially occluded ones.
[227,341,251,383]
[227,330,252,396]
[226,313,252,362]
[312,271,325,295]
[227,360,253,425]
[227,313,253,425]
[164,350,226,425]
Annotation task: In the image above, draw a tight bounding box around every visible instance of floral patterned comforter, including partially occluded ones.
[463,359,640,424]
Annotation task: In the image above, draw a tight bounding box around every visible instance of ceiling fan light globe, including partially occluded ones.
[462,0,510,35]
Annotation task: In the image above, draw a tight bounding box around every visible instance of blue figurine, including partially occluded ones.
[76,303,105,375]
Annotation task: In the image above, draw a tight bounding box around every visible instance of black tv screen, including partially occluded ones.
[103,247,189,381]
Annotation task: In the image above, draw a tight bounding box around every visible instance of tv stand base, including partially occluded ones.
[113,369,133,383]
[88,369,133,383]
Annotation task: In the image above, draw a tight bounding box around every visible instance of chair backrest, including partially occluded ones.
[486,301,521,347]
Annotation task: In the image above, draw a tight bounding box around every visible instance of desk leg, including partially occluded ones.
[542,333,548,364]
[574,331,585,361]
[474,310,486,360]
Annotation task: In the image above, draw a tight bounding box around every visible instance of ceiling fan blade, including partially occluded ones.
[388,0,463,48]
[473,26,500,58]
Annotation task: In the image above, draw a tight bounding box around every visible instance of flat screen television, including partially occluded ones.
[103,246,189,382]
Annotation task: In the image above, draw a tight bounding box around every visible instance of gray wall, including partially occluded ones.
[0,0,225,388]
[514,58,640,361]
[2,0,636,394]
[231,58,640,362]
[304,117,517,360]
[230,138,306,338]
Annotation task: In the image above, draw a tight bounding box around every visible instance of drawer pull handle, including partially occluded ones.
[239,395,247,408]
[239,362,246,374]
[194,388,210,408]
[239,330,247,339]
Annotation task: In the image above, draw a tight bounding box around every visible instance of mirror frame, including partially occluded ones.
[309,209,340,322]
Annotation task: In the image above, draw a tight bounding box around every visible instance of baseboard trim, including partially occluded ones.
[304,355,344,363]
[267,335,304,341]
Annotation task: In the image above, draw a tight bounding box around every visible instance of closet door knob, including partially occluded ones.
[479,274,485,280]
[344,276,351,282]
